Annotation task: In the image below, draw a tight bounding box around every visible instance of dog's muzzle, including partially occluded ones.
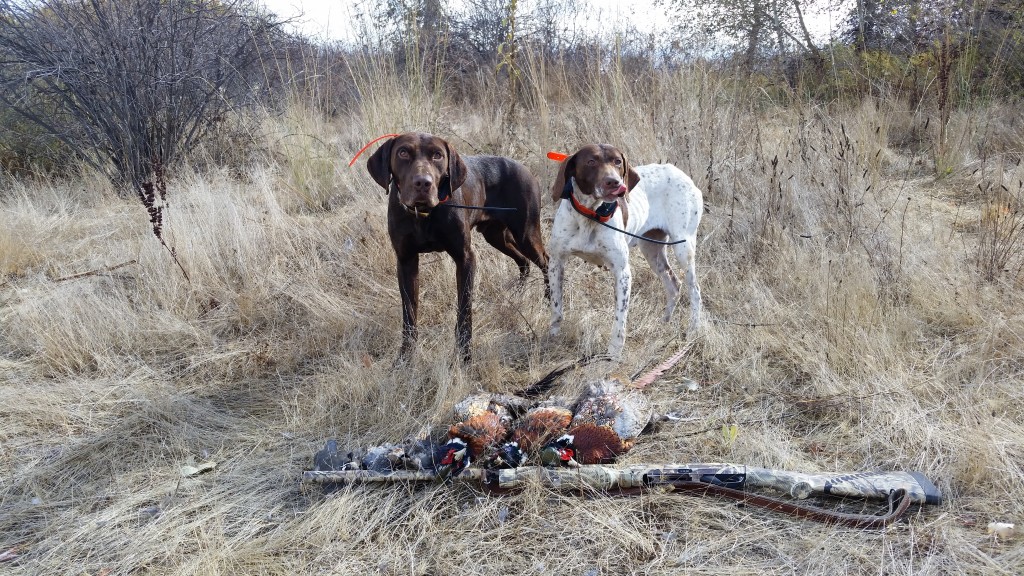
[392,181,438,217]
[605,183,627,199]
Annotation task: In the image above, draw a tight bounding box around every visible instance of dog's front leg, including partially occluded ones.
[452,247,476,363]
[397,253,420,358]
[608,255,632,358]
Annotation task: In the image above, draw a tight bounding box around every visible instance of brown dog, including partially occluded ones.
[366,132,549,362]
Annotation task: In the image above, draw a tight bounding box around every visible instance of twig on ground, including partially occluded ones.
[52,259,138,282]
[711,317,783,328]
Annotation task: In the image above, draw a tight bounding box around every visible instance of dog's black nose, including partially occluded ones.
[412,174,434,192]
[604,176,625,191]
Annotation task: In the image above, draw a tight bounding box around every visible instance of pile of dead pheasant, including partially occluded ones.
[313,350,689,485]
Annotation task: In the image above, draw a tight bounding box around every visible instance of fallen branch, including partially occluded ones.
[53,259,138,283]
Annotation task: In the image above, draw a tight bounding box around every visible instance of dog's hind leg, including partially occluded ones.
[673,236,701,332]
[516,224,550,299]
[480,223,531,281]
[639,232,681,322]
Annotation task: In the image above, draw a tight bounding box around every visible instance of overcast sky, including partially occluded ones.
[259,0,683,43]
[257,0,840,45]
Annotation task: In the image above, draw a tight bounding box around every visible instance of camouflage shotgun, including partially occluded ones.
[303,463,941,528]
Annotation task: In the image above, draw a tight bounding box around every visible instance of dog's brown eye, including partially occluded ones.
[432,151,443,160]
[587,159,596,166]
[614,158,623,166]
[397,149,410,159]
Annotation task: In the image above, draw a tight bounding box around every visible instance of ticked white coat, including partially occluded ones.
[548,163,703,356]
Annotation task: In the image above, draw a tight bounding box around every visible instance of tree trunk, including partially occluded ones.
[772,0,787,57]
[792,0,822,60]
[744,3,764,71]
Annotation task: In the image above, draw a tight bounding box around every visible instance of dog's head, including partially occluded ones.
[366,132,468,212]
[551,143,640,204]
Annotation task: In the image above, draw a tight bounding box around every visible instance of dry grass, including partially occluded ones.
[2,61,1024,575]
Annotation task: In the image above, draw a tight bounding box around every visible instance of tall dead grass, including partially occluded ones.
[1,51,1023,575]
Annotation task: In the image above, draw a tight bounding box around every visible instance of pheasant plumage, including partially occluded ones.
[485,440,527,469]
[508,404,574,453]
[542,376,654,466]
[453,393,529,425]
[560,423,625,464]
[448,412,508,460]
[570,376,652,450]
[433,437,470,480]
[360,443,405,473]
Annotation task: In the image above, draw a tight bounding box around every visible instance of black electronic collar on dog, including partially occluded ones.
[562,179,618,223]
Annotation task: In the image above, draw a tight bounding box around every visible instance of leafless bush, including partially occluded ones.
[0,0,282,189]
[0,0,284,275]
[977,178,1024,282]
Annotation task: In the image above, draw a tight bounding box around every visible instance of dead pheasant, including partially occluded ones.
[453,393,530,424]
[542,375,654,465]
[447,355,615,470]
[436,394,519,478]
[507,399,574,454]
[448,412,508,461]
[481,399,574,469]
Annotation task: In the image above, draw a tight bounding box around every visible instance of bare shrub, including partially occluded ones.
[0,0,284,275]
[0,0,281,189]
[976,179,1024,282]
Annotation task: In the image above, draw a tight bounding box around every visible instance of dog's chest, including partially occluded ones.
[389,207,463,253]
[409,224,446,251]
[552,204,633,268]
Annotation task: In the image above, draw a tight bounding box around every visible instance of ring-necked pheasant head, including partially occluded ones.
[540,422,628,465]
[540,434,579,467]
[487,440,528,469]
[433,437,470,480]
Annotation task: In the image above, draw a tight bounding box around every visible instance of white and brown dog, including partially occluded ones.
[547,144,703,357]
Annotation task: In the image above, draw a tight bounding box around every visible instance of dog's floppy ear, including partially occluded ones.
[550,153,578,203]
[622,153,641,193]
[443,141,468,193]
[366,137,396,191]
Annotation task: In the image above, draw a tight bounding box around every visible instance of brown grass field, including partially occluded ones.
[1,62,1023,574]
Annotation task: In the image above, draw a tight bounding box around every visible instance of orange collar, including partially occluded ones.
[562,181,618,223]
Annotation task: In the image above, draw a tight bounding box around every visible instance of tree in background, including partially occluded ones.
[839,1,1023,96]
[366,0,452,72]
[0,0,282,277]
[662,0,822,69]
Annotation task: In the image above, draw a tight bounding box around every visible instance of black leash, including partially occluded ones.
[564,195,688,246]
[440,203,518,212]
[560,179,688,246]
[392,180,520,217]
